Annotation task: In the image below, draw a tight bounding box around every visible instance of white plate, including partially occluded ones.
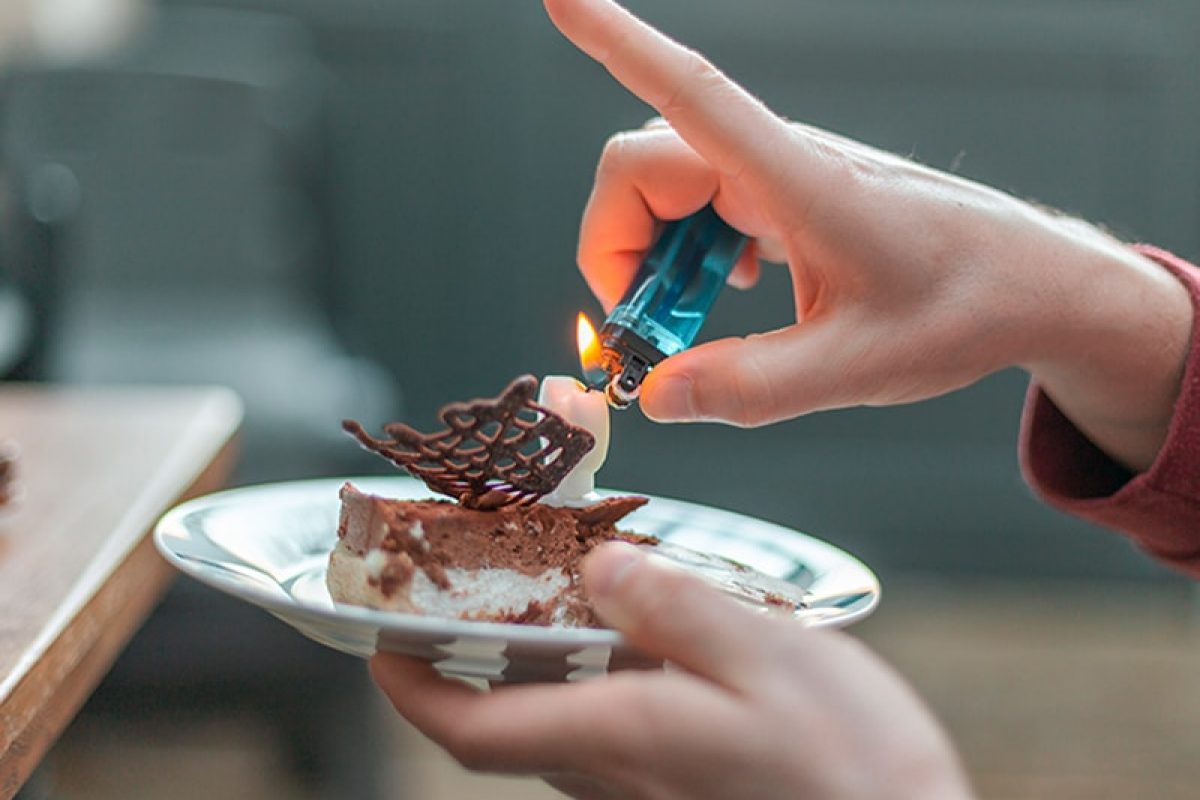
[154,476,879,682]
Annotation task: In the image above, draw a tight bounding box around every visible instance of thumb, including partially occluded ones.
[583,542,771,689]
[640,319,859,426]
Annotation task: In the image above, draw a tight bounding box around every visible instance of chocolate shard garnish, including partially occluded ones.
[343,375,596,509]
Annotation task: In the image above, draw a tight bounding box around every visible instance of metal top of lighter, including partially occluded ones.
[591,204,748,409]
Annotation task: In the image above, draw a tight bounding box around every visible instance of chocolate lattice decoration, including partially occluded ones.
[343,375,596,509]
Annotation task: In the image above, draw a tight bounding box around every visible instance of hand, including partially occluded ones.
[372,543,973,800]
[546,0,1192,472]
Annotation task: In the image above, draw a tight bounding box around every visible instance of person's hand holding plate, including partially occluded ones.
[373,543,972,800]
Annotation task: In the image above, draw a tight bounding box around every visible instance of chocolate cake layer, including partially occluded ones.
[330,483,658,626]
[337,483,651,582]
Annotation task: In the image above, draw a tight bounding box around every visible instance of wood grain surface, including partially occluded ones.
[0,385,241,799]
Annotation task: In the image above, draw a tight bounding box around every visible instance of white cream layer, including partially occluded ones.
[327,540,571,620]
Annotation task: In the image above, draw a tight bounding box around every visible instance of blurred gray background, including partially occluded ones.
[5,0,1198,582]
[2,1,1200,797]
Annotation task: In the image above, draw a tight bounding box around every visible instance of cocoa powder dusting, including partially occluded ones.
[425,562,451,591]
[338,483,654,590]
[374,553,416,599]
[490,600,554,626]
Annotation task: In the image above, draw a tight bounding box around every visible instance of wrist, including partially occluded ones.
[1018,223,1192,471]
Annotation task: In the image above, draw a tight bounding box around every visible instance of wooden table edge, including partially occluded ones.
[0,389,241,799]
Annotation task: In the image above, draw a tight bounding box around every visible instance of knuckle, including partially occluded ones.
[731,345,777,427]
[691,339,777,427]
[662,49,723,117]
[626,691,673,742]
[690,53,727,93]
[596,130,637,179]
[795,129,875,195]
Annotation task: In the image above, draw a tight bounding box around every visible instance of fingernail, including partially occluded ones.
[586,542,643,598]
[644,374,696,421]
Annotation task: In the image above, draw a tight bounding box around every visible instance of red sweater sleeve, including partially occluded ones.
[1019,245,1200,579]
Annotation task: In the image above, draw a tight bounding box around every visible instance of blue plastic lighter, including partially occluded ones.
[593,204,748,409]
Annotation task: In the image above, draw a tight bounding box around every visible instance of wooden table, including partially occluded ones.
[0,385,241,799]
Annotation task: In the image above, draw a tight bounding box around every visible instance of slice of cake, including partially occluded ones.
[327,375,659,627]
[328,484,654,626]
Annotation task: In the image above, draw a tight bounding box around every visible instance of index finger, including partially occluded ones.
[543,0,791,187]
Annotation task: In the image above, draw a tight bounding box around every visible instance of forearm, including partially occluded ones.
[1018,220,1193,473]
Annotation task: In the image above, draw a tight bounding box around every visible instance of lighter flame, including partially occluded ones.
[576,312,603,376]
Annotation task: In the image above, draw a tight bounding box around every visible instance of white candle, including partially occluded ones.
[538,375,609,506]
